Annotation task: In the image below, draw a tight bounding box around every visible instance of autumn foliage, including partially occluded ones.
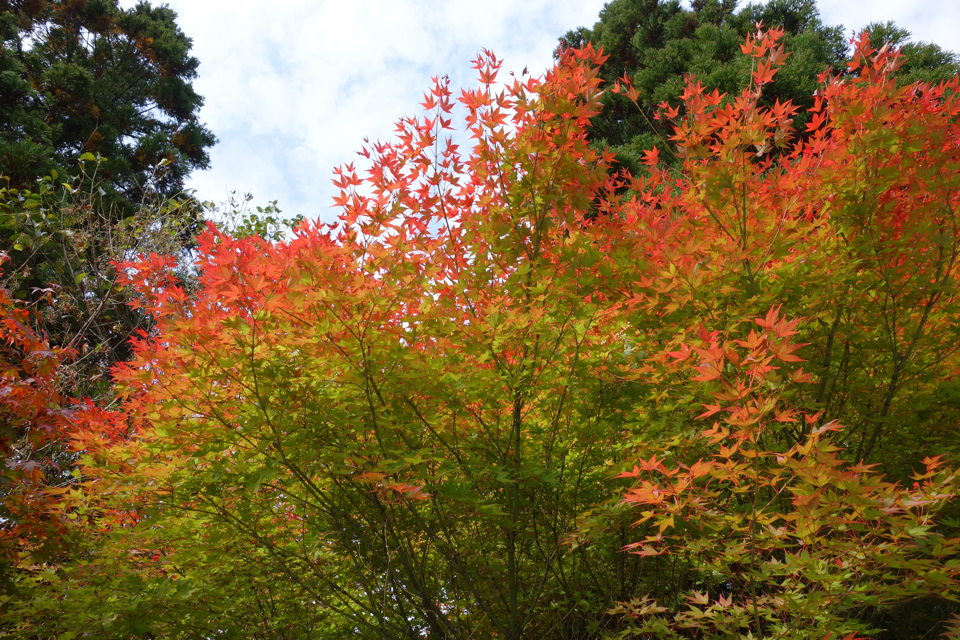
[4,27,960,639]
[0,261,77,578]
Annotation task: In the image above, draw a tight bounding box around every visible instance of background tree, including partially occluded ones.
[0,0,215,201]
[862,20,959,85]
[560,0,958,174]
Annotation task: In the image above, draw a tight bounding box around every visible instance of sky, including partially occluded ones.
[120,0,960,225]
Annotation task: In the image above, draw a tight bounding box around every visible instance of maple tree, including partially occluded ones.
[4,26,960,640]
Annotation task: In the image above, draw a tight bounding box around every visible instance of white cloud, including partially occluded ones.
[133,0,610,223]
[124,0,959,224]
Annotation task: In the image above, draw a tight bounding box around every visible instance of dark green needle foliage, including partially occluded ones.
[0,0,215,202]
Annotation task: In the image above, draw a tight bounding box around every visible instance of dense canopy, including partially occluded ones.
[5,26,960,638]
[2,3,960,639]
